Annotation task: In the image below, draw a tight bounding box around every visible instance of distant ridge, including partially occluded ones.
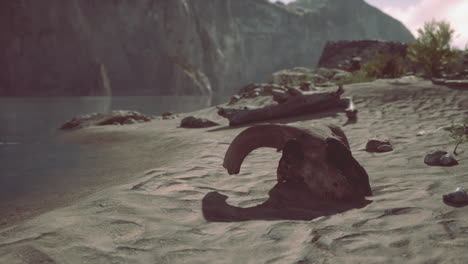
[0,0,414,96]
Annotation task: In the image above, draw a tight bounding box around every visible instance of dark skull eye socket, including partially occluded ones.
[282,139,304,162]
[326,138,350,171]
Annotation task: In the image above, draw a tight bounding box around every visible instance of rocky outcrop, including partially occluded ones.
[318,40,409,70]
[271,67,352,87]
[0,0,414,96]
[60,111,154,130]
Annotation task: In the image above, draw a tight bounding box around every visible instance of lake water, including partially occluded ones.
[0,96,222,223]
[0,96,217,144]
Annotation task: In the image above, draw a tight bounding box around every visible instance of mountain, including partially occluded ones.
[0,0,414,96]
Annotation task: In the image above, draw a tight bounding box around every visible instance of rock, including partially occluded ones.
[271,89,289,104]
[440,153,458,166]
[416,130,427,136]
[60,110,153,130]
[180,116,219,128]
[271,67,353,88]
[376,144,393,152]
[365,138,392,153]
[299,82,312,91]
[424,151,447,166]
[123,118,136,125]
[424,150,458,166]
[162,112,178,120]
[238,83,261,95]
[229,95,241,105]
[443,187,468,204]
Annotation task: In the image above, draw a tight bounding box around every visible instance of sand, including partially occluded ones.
[0,78,467,263]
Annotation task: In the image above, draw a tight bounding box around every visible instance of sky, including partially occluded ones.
[273,0,468,49]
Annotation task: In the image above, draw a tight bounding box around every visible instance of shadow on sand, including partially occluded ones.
[202,182,372,222]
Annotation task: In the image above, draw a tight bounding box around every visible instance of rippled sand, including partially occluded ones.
[0,78,467,263]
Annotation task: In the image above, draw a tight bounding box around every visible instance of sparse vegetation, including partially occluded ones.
[407,19,458,78]
[449,118,468,156]
[338,53,406,85]
[361,54,406,79]
[337,70,375,85]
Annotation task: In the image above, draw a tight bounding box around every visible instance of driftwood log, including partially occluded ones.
[432,78,468,89]
[218,86,349,126]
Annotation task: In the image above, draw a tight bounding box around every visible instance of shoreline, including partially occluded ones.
[1,78,467,263]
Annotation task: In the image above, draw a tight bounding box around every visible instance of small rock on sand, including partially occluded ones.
[180,116,219,128]
[424,150,458,166]
[440,153,458,166]
[443,187,468,204]
[366,138,392,153]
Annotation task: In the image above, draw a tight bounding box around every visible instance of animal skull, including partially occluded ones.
[223,124,372,200]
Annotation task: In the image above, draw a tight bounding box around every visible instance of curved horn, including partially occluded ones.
[223,124,305,174]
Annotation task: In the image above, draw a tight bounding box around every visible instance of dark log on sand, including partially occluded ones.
[218,86,348,126]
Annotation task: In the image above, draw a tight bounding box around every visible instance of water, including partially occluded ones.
[0,96,219,223]
[0,96,215,144]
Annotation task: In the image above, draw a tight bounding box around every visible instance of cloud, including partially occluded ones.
[380,0,468,48]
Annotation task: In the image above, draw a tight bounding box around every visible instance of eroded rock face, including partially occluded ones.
[1,0,414,96]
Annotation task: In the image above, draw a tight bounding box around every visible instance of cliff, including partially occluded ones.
[0,0,414,96]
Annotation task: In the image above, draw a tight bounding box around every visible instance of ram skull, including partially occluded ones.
[223,124,372,200]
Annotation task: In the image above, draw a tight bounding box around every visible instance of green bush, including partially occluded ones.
[407,19,457,78]
[337,70,375,85]
[337,53,405,85]
[361,54,406,78]
[449,118,468,155]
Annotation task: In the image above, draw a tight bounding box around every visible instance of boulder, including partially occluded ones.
[180,116,219,128]
[271,67,352,87]
[365,138,392,153]
[162,112,174,120]
[424,150,458,166]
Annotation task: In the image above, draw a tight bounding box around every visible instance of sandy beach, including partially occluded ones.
[0,78,467,263]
